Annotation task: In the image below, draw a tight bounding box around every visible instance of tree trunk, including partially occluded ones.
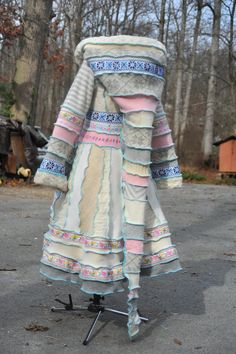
[165,1,171,48]
[202,0,222,162]
[173,0,187,146]
[158,0,166,43]
[179,0,202,148]
[10,0,53,124]
[228,0,236,132]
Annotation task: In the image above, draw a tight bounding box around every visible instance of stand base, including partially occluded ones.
[51,294,148,345]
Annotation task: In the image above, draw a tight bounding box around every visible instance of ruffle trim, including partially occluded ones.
[40,266,125,295]
[41,245,179,282]
[41,250,124,282]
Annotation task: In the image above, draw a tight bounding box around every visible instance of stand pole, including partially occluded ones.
[50,294,149,345]
[83,310,103,345]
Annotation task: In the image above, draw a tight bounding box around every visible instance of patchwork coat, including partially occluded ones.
[34,35,182,338]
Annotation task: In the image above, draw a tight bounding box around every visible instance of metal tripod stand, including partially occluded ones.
[51,294,148,345]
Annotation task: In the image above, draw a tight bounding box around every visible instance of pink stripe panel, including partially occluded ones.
[152,127,171,136]
[122,171,149,186]
[53,125,77,145]
[79,130,120,148]
[152,133,173,149]
[152,118,171,136]
[113,95,157,112]
[57,118,83,134]
[126,240,144,254]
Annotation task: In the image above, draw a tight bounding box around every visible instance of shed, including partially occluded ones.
[213,135,236,173]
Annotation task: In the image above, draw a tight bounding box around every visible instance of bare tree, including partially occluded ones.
[158,0,166,42]
[227,0,236,130]
[202,0,222,162]
[9,0,53,124]
[179,0,203,148]
[173,0,187,146]
[2,0,235,168]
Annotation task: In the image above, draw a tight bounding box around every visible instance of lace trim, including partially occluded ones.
[144,223,170,240]
[58,109,84,126]
[142,247,179,268]
[46,226,124,251]
[41,250,124,282]
[41,247,179,277]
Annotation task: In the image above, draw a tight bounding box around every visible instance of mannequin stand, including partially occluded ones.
[51,294,148,345]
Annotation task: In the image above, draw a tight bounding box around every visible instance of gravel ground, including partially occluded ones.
[0,183,236,354]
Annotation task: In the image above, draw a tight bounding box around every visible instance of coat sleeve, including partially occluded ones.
[150,101,182,189]
[34,60,94,191]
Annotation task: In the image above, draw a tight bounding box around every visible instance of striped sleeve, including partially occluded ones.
[150,101,182,189]
[34,61,94,191]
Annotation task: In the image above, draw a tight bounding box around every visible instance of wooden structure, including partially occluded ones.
[213,136,236,174]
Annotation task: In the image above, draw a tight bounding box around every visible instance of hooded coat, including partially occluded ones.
[34,35,182,338]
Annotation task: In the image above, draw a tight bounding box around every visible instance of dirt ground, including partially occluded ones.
[0,183,236,354]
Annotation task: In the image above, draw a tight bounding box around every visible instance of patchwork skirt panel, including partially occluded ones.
[41,136,181,295]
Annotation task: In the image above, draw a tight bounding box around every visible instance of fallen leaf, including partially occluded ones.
[224,252,236,256]
[24,323,49,332]
[190,272,199,277]
[174,338,182,345]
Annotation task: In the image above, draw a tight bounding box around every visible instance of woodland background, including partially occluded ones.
[0,0,235,166]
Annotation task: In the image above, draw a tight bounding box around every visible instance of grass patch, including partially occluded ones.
[214,177,236,186]
[182,166,236,185]
[182,170,206,182]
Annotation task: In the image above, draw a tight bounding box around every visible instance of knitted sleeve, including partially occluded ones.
[150,101,182,189]
[34,61,94,191]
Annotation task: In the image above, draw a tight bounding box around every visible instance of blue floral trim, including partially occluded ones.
[151,165,181,179]
[86,110,123,124]
[88,59,165,78]
[39,158,65,175]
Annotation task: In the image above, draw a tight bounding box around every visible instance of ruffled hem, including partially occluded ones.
[41,243,180,283]
[40,263,125,295]
[40,257,182,295]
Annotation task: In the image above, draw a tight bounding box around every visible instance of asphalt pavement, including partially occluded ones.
[0,183,236,354]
